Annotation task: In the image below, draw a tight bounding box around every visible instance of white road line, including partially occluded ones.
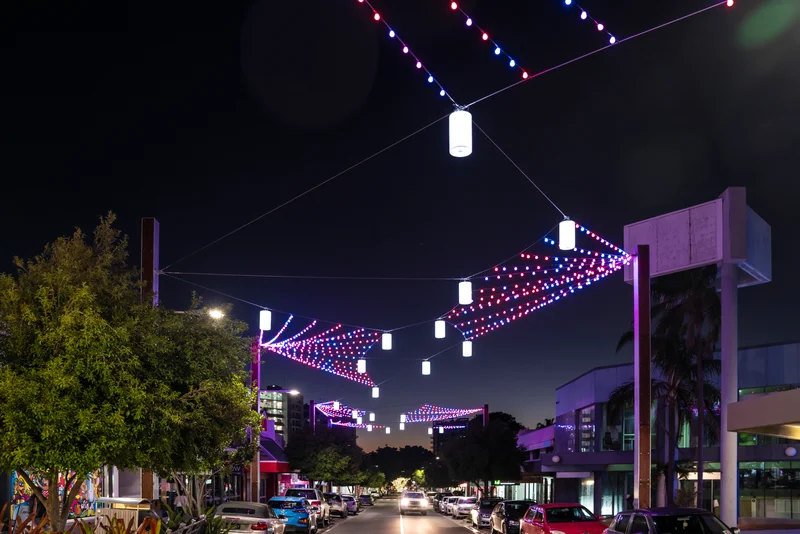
[400,510,405,534]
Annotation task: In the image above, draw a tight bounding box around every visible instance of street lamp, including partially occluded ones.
[208,308,225,320]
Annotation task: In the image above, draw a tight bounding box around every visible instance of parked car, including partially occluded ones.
[322,493,347,518]
[426,492,437,504]
[434,492,453,511]
[489,500,535,534]
[445,496,460,515]
[369,491,382,500]
[520,503,606,534]
[284,488,330,527]
[216,502,286,534]
[472,497,503,528]
[399,491,428,516]
[341,495,359,515]
[358,493,375,506]
[267,497,317,533]
[453,496,478,519]
[604,507,740,534]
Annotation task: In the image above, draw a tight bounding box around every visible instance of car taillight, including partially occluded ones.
[250,522,270,530]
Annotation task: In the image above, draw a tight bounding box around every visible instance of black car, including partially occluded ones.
[606,508,740,534]
[489,500,535,534]
[433,492,453,512]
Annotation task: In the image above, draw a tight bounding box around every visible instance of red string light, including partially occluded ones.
[261,319,380,386]
[445,222,630,340]
[403,403,483,423]
[354,0,454,101]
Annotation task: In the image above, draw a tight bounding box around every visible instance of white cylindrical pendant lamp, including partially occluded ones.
[352,410,358,419]
[462,340,473,357]
[357,416,363,425]
[372,386,380,398]
[333,401,340,411]
[382,333,392,350]
[559,218,576,251]
[357,358,367,374]
[386,426,391,434]
[435,320,446,339]
[259,309,272,331]
[367,424,373,432]
[458,281,473,305]
[428,427,433,435]
[449,109,473,158]
[439,426,444,434]
[400,414,407,423]
[422,360,431,375]
[399,422,405,431]
[369,412,376,422]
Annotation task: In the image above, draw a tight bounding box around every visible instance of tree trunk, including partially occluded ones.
[16,470,83,533]
[696,353,705,509]
[666,403,677,506]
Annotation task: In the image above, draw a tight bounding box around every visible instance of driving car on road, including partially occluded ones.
[399,491,428,516]
[603,507,740,534]
[472,497,503,528]
[284,488,330,527]
[267,497,317,533]
[453,496,478,519]
[490,500,536,534]
[520,503,605,534]
[216,502,286,534]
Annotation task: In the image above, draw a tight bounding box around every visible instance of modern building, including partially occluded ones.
[515,341,800,523]
[259,385,304,444]
[432,418,470,458]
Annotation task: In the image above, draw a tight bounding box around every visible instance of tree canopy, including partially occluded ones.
[0,214,259,531]
[441,413,526,495]
[364,445,434,481]
[284,426,365,486]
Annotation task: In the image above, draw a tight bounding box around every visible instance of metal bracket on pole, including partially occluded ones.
[633,245,652,509]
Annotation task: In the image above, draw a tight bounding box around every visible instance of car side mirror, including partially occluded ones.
[731,528,740,534]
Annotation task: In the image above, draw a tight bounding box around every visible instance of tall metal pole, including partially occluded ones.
[140,218,159,501]
[483,404,489,427]
[719,261,739,525]
[310,401,316,434]
[633,245,651,509]
[251,341,261,502]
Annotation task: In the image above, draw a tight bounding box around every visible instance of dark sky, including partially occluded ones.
[4,0,799,451]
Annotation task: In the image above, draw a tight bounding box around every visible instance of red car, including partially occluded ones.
[520,503,607,534]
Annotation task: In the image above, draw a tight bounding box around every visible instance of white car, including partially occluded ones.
[399,491,428,516]
[445,496,460,515]
[216,502,285,534]
[452,496,478,519]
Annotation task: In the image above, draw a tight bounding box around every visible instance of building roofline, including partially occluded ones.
[556,340,800,391]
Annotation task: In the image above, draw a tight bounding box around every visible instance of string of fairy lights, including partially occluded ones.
[160,0,736,403]
[315,401,482,434]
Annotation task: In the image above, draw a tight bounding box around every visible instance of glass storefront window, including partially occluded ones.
[739,461,800,519]
[580,477,595,514]
[555,412,576,453]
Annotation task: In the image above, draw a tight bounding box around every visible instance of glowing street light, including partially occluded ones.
[208,308,225,320]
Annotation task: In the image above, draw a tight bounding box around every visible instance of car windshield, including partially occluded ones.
[286,490,316,500]
[268,500,304,510]
[505,503,532,519]
[545,506,596,522]
[342,496,354,502]
[653,514,729,534]
[459,498,477,504]
[406,493,425,499]
[219,505,274,518]
[481,499,500,507]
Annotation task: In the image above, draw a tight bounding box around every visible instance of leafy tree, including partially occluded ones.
[441,413,526,496]
[285,426,364,488]
[421,458,454,489]
[411,469,426,488]
[360,467,386,490]
[535,419,554,430]
[611,266,720,507]
[0,214,259,530]
[365,445,433,481]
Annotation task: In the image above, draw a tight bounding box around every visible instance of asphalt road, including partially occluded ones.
[325,495,475,534]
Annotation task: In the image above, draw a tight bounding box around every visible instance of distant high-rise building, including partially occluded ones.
[432,417,471,457]
[260,385,304,444]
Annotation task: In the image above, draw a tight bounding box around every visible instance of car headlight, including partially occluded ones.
[401,498,409,506]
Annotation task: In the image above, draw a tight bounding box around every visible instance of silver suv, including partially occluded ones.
[284,488,331,526]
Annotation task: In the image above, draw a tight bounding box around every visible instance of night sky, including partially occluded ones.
[4,0,799,451]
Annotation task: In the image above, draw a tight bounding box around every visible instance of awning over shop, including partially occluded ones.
[728,388,800,439]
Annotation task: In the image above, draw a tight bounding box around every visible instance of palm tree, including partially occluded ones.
[610,266,721,507]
